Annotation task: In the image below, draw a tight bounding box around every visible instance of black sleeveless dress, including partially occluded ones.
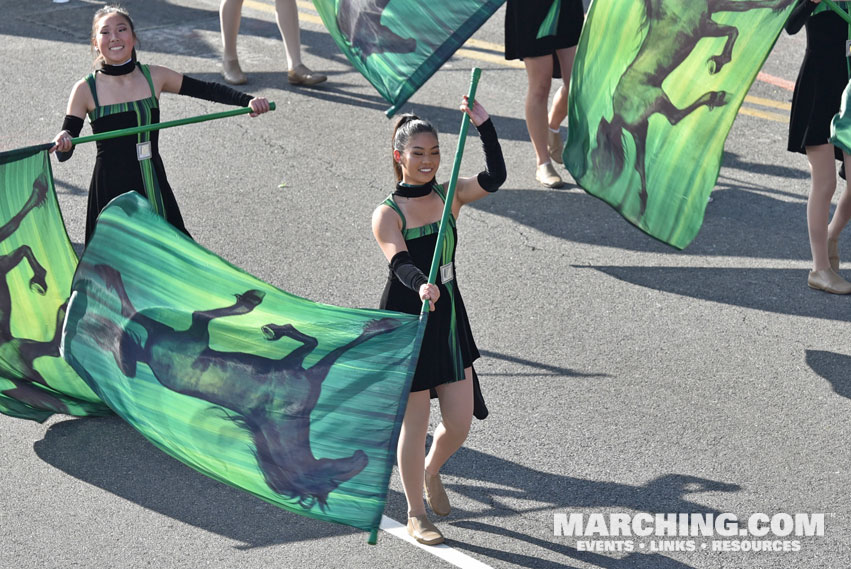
[378,184,480,393]
[84,63,189,244]
[787,5,849,160]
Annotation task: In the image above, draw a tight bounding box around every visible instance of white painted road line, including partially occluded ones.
[380,515,496,569]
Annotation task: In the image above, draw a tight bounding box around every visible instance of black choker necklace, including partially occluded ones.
[394,180,434,198]
[98,58,136,76]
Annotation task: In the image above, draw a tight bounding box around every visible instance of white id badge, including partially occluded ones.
[440,262,454,284]
[136,141,152,161]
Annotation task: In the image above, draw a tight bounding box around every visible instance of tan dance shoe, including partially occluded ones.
[424,470,451,516]
[548,129,564,164]
[287,64,327,86]
[828,237,840,271]
[535,162,565,188]
[222,59,247,85]
[407,515,444,545]
[807,268,851,294]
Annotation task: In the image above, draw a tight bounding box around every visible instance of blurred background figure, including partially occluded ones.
[505,0,585,188]
[219,0,327,86]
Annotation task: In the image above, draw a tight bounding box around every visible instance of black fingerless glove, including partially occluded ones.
[786,0,816,35]
[389,251,428,292]
[179,75,253,107]
[56,115,84,162]
[475,118,506,192]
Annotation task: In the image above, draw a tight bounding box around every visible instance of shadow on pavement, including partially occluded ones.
[384,444,737,569]
[578,266,851,322]
[478,349,609,378]
[806,349,851,399]
[454,521,698,569]
[33,416,357,548]
[469,182,816,261]
[720,150,809,184]
[35,413,736,566]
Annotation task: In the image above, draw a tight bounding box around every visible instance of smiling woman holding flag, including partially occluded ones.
[371,92,505,545]
[51,4,270,245]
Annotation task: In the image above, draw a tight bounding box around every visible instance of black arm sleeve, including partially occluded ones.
[178,75,253,107]
[786,0,816,35]
[389,251,428,292]
[475,118,507,192]
[56,115,84,163]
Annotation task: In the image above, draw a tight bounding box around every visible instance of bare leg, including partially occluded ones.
[828,151,851,243]
[424,371,473,474]
[548,85,568,131]
[546,47,576,166]
[524,55,555,167]
[277,0,326,85]
[220,0,247,84]
[806,145,838,271]
[398,389,430,517]
[275,0,301,70]
[548,46,576,130]
[220,0,243,60]
[525,55,563,186]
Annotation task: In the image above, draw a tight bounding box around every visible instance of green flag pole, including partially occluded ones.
[68,103,276,146]
[823,0,851,25]
[420,67,481,316]
[1,104,276,161]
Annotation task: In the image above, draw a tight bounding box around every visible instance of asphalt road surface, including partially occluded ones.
[1,1,849,568]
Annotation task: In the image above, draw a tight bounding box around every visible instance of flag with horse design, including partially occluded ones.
[62,191,422,534]
[312,0,505,115]
[0,145,424,536]
[565,0,796,249]
[0,147,110,421]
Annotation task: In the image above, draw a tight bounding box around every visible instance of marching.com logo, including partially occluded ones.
[553,513,825,553]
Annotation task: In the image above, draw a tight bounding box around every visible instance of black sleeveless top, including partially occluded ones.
[84,63,189,243]
[378,184,479,392]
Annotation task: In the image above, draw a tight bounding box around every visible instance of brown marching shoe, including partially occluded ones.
[807,268,851,294]
[548,129,564,164]
[424,470,451,516]
[287,64,327,86]
[828,237,840,271]
[407,515,444,546]
[222,59,247,85]
[535,162,565,188]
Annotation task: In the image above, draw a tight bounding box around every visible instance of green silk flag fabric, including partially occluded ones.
[311,0,504,114]
[564,0,796,249]
[0,147,109,422]
[63,192,422,533]
[831,79,851,154]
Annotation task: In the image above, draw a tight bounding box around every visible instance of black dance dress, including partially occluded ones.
[505,0,585,60]
[379,183,480,393]
[82,63,189,244]
[787,1,850,160]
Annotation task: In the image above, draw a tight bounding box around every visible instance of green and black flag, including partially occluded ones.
[0,99,476,538]
[565,0,796,249]
[63,192,423,536]
[0,147,110,421]
[312,0,504,115]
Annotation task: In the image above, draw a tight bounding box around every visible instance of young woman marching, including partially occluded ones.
[372,97,506,544]
[51,4,270,244]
